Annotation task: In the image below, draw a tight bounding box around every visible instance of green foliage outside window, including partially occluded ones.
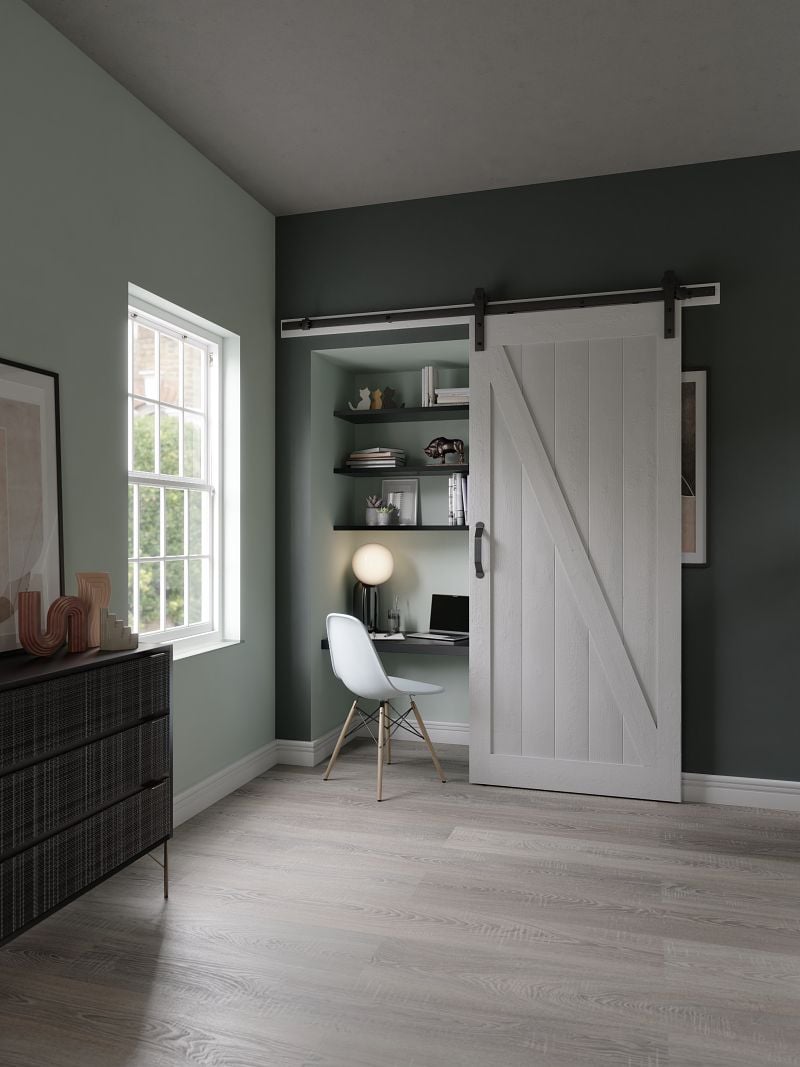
[129,410,205,632]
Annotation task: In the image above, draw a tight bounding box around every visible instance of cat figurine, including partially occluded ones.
[348,387,372,411]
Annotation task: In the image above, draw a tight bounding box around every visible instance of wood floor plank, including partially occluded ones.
[1,739,799,1066]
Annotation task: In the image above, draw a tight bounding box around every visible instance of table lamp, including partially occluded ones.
[351,543,394,632]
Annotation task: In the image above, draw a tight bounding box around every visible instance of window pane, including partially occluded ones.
[128,484,135,557]
[138,486,161,557]
[139,562,161,633]
[160,333,180,405]
[188,490,209,555]
[184,412,204,479]
[132,322,156,398]
[160,406,181,476]
[132,400,155,472]
[128,562,136,629]
[188,557,209,625]
[165,489,185,557]
[184,344,205,412]
[165,560,185,629]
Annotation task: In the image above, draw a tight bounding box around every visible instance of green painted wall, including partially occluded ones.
[0,2,275,793]
[277,152,800,782]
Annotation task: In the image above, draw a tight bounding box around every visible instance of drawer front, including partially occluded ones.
[0,718,170,858]
[0,781,170,942]
[0,653,170,772]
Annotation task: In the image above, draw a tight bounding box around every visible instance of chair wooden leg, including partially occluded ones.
[377,703,386,801]
[386,706,392,764]
[411,699,447,783]
[323,700,358,780]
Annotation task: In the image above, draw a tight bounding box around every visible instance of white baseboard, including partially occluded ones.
[681,772,800,812]
[409,719,470,747]
[173,741,278,826]
[173,734,800,825]
[276,718,469,768]
[275,724,343,767]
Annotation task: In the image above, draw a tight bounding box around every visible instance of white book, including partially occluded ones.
[454,473,465,526]
[462,475,469,525]
[448,474,454,526]
[350,447,405,455]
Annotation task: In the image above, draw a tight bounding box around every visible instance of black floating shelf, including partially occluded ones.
[334,464,469,478]
[333,405,469,424]
[333,524,469,532]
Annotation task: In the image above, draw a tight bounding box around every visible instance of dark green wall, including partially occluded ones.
[277,152,800,781]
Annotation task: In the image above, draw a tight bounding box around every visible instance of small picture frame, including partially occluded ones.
[381,478,419,527]
[682,369,707,566]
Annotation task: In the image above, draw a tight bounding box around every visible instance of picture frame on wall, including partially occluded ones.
[381,477,419,526]
[682,369,707,566]
[0,357,64,653]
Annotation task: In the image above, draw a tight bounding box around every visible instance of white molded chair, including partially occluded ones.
[324,613,447,801]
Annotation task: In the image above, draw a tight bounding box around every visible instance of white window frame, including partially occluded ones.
[127,302,223,649]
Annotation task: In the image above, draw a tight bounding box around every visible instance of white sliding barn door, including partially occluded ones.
[469,304,681,801]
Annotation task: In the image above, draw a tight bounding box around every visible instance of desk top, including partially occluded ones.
[321,635,469,658]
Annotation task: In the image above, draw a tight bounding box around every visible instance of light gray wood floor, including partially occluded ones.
[2,740,800,1067]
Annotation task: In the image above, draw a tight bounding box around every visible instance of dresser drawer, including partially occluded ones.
[0,780,170,942]
[0,652,170,773]
[0,717,169,858]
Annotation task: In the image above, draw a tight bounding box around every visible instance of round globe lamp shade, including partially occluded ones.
[352,543,394,587]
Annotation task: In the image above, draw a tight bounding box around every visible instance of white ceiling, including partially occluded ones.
[26,0,800,216]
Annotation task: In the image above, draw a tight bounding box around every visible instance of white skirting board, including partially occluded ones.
[681,772,800,812]
[173,741,278,826]
[275,718,470,767]
[173,732,800,826]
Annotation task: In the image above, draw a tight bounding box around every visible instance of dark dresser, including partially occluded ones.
[0,645,172,944]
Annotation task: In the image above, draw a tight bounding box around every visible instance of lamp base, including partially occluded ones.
[353,582,380,632]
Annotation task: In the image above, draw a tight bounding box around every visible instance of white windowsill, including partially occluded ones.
[139,635,242,661]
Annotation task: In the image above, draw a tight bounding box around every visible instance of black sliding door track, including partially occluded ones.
[281,273,718,348]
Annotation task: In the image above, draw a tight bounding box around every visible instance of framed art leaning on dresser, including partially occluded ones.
[0,357,64,654]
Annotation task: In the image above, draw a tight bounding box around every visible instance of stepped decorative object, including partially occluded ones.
[99,608,138,651]
[76,572,112,647]
[18,592,89,656]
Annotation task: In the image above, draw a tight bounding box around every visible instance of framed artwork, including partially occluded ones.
[381,478,419,526]
[682,369,707,566]
[0,357,64,652]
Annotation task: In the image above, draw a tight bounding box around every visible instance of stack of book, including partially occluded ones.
[345,447,406,469]
[435,386,470,407]
[448,472,468,526]
[421,365,438,407]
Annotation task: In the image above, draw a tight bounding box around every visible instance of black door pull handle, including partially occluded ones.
[474,522,485,579]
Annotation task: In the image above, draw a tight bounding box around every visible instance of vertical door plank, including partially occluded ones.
[490,353,522,755]
[520,344,556,758]
[655,333,682,797]
[588,338,624,764]
[554,341,589,762]
[468,339,492,780]
[622,335,658,765]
